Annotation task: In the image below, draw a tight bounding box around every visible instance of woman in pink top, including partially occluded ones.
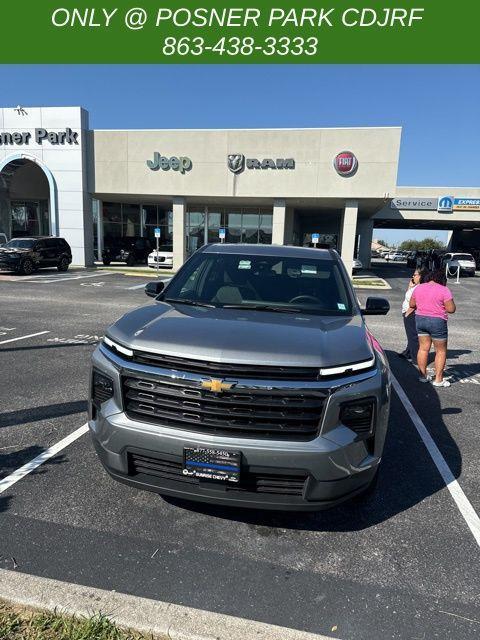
[410,269,456,387]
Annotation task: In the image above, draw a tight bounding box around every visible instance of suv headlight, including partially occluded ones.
[103,336,133,358]
[92,370,114,408]
[340,398,376,437]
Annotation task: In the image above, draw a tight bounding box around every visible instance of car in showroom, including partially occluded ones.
[89,244,391,511]
[148,245,173,269]
[102,236,153,266]
[442,252,476,277]
[0,236,72,275]
[352,257,363,273]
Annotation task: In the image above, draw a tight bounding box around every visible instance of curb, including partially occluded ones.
[0,569,336,640]
[96,267,176,277]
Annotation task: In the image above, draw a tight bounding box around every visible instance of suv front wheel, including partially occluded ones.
[57,256,70,272]
[20,258,34,275]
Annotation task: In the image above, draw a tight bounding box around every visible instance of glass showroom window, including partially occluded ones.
[103,203,123,240]
[142,205,173,245]
[186,206,272,253]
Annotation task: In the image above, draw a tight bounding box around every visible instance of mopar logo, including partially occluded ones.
[438,196,454,212]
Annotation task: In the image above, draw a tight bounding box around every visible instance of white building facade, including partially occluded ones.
[1,106,479,273]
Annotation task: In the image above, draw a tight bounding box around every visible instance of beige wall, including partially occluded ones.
[89,127,401,201]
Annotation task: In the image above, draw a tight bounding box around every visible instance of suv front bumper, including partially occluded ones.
[89,345,390,510]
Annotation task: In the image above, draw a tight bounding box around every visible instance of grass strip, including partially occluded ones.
[0,603,156,640]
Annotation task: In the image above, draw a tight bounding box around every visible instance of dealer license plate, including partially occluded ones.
[183,447,241,483]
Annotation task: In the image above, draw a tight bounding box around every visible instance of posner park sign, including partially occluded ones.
[0,128,79,146]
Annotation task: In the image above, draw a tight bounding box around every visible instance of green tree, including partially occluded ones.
[399,238,445,252]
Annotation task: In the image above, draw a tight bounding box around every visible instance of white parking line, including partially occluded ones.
[28,272,115,284]
[391,373,480,547]
[0,331,50,345]
[0,424,89,495]
[126,282,149,290]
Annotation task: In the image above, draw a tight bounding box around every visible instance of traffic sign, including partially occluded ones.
[154,227,161,238]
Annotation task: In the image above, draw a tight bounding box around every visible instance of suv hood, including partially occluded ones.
[0,247,31,254]
[108,303,373,368]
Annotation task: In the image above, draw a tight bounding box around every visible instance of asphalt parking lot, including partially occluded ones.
[1,264,479,640]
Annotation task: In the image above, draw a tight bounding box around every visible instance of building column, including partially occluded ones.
[356,218,374,269]
[272,199,287,245]
[172,197,186,271]
[95,200,103,261]
[340,200,358,276]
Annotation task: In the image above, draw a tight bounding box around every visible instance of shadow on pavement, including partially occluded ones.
[0,343,98,354]
[0,445,67,504]
[164,349,462,532]
[0,400,87,429]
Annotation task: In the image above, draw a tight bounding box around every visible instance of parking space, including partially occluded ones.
[1,267,480,639]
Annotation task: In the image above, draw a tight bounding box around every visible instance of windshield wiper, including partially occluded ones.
[164,298,216,308]
[222,304,305,314]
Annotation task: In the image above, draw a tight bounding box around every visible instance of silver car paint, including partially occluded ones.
[89,244,391,510]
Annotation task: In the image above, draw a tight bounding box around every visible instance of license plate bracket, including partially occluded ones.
[183,447,241,483]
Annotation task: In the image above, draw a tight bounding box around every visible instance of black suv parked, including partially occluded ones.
[0,237,72,275]
[102,237,153,266]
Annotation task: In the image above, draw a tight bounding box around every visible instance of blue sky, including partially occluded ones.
[2,65,479,244]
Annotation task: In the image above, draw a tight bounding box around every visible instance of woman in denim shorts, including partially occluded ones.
[409,269,456,388]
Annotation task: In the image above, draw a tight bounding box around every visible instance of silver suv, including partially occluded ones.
[89,244,391,510]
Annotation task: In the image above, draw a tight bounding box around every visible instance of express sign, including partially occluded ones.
[334,151,358,177]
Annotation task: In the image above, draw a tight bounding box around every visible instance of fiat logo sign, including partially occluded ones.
[334,151,358,177]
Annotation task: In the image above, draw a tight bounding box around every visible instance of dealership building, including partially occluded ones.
[1,105,479,273]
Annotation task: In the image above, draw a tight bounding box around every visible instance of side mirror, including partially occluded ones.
[362,297,390,316]
[145,281,165,298]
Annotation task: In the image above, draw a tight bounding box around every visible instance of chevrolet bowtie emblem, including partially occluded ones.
[201,379,234,393]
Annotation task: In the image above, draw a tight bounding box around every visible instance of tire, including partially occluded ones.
[57,257,69,272]
[20,258,34,275]
[102,258,111,266]
[126,254,136,267]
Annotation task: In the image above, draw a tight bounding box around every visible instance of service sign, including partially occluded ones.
[390,197,438,211]
[453,198,480,211]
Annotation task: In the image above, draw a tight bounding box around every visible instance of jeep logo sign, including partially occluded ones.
[334,151,358,177]
[147,151,192,174]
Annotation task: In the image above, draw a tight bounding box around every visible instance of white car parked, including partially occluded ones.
[443,252,476,277]
[385,251,404,262]
[148,245,173,269]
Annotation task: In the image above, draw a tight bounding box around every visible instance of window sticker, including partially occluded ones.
[238,260,251,270]
[301,265,317,274]
[337,303,347,310]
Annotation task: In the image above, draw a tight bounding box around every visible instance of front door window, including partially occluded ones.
[11,201,49,237]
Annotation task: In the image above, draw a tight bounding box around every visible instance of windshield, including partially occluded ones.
[5,239,35,249]
[164,252,354,315]
[453,254,474,261]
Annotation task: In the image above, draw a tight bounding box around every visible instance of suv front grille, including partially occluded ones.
[128,452,308,496]
[131,351,320,381]
[122,374,326,440]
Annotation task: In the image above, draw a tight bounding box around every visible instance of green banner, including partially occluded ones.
[2,1,479,63]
